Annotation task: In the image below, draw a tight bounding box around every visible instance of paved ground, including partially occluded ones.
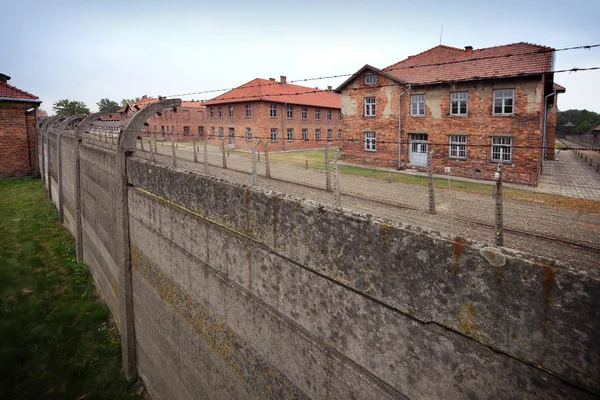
[126,140,600,269]
[537,139,600,201]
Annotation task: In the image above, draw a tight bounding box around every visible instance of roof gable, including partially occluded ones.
[0,81,41,101]
[334,64,405,93]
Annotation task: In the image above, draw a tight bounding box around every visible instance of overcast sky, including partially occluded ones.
[2,0,599,113]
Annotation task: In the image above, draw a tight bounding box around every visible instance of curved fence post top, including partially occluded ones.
[58,114,87,136]
[119,99,181,153]
[41,115,62,131]
[74,112,114,139]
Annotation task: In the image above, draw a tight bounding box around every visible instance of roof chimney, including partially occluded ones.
[465,46,473,51]
[0,73,11,83]
[269,77,276,81]
[280,75,287,84]
[327,85,332,91]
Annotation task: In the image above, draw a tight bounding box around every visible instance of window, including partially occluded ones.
[365,131,376,151]
[270,104,277,118]
[449,135,467,159]
[183,126,190,136]
[287,105,293,119]
[337,129,342,140]
[315,129,321,141]
[450,92,468,115]
[210,107,214,118]
[365,97,376,117]
[327,129,332,141]
[315,109,320,120]
[228,106,233,118]
[161,125,164,133]
[165,126,169,134]
[154,126,157,132]
[198,126,204,138]
[287,128,294,141]
[302,128,308,141]
[245,127,252,141]
[365,73,377,85]
[493,89,514,114]
[327,110,332,120]
[411,95,425,116]
[172,126,175,134]
[246,104,252,118]
[210,127,215,137]
[338,111,342,121]
[491,137,512,162]
[270,128,278,141]
[218,107,223,118]
[218,127,224,137]
[302,107,307,120]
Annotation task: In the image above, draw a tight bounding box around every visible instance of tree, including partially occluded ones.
[557,109,600,135]
[96,98,120,113]
[52,99,90,116]
[120,97,140,107]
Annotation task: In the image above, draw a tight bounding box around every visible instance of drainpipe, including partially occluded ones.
[542,89,557,162]
[25,110,32,168]
[282,102,287,151]
[398,84,412,168]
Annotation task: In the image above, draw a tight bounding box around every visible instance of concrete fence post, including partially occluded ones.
[494,162,504,246]
[427,149,436,214]
[57,115,86,225]
[139,135,144,152]
[252,139,262,186]
[193,135,198,163]
[265,139,273,178]
[116,98,182,382]
[153,132,158,153]
[203,138,210,174]
[221,137,228,169]
[333,147,342,208]
[171,133,177,168]
[325,142,332,192]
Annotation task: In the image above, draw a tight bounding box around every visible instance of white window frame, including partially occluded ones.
[302,128,308,141]
[450,92,468,116]
[287,105,293,119]
[245,127,252,141]
[287,128,294,141]
[270,104,277,118]
[493,89,515,115]
[365,73,377,85]
[218,107,223,118]
[302,107,307,120]
[270,128,278,141]
[327,110,332,120]
[364,131,376,152]
[327,129,332,141]
[245,104,252,118]
[315,109,320,120]
[209,107,214,118]
[338,111,342,121]
[448,135,467,159]
[364,97,376,117]
[491,136,513,162]
[315,129,321,141]
[228,106,233,118]
[337,129,342,140]
[411,94,425,116]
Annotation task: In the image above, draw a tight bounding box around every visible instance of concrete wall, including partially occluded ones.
[37,118,599,399]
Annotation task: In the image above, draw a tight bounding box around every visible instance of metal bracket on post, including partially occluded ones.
[171,133,177,167]
[325,142,332,192]
[265,139,273,178]
[333,147,342,208]
[427,149,436,214]
[494,162,504,246]
[193,135,198,163]
[252,139,262,186]
[203,138,210,174]
[221,137,228,169]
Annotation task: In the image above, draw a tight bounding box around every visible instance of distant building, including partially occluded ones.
[0,73,42,177]
[336,42,565,185]
[203,76,343,150]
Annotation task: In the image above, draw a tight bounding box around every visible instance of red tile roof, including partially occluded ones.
[181,100,206,108]
[553,82,566,92]
[593,125,600,132]
[0,81,40,101]
[382,42,554,85]
[204,78,341,109]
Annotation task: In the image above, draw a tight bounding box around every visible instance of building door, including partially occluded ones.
[229,128,235,144]
[409,134,428,166]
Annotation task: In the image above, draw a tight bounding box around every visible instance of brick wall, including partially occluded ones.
[204,100,343,151]
[146,104,207,141]
[0,102,37,177]
[341,71,552,185]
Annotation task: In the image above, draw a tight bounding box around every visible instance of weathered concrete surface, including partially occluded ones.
[126,157,599,398]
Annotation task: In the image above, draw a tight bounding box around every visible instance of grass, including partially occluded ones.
[0,177,143,400]
[238,148,600,214]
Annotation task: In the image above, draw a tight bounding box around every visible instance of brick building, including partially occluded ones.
[0,73,42,177]
[336,43,564,185]
[203,76,343,151]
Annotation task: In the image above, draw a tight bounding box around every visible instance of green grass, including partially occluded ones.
[0,177,143,400]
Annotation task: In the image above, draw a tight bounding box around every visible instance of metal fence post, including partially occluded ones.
[325,142,332,192]
[427,149,436,214]
[221,137,228,169]
[171,133,177,167]
[333,147,342,207]
[495,162,504,246]
[193,135,198,163]
[203,138,210,174]
[252,139,262,186]
[265,140,272,178]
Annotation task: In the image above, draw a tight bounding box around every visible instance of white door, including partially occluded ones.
[409,134,428,166]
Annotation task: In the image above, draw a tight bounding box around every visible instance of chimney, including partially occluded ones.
[465,46,473,51]
[327,85,332,91]
[0,73,10,83]
[280,75,287,84]
[269,77,276,81]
